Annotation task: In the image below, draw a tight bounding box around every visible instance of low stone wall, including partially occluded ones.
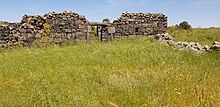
[151,33,220,53]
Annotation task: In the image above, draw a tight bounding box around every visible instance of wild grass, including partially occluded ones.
[168,28,220,46]
[0,37,219,106]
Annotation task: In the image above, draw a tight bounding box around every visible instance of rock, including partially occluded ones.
[190,47,201,53]
[189,42,195,47]
[177,42,189,48]
[210,41,220,50]
[167,40,176,47]
[203,45,210,51]
[35,33,41,38]
[103,18,110,24]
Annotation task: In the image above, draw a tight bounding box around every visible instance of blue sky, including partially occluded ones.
[0,0,219,27]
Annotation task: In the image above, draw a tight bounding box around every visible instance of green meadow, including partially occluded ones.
[168,28,220,46]
[0,29,220,106]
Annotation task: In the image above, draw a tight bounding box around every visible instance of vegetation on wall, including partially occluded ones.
[40,23,53,44]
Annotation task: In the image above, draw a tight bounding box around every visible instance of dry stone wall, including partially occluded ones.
[43,11,89,42]
[112,12,167,38]
[0,11,219,52]
[21,11,90,44]
[0,23,21,48]
[0,11,91,49]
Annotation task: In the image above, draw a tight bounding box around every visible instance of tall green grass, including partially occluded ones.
[0,38,219,106]
[168,28,220,46]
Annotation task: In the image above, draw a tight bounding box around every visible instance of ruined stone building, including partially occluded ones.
[112,12,167,38]
[0,11,168,48]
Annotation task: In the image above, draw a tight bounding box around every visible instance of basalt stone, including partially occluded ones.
[112,12,167,37]
[35,33,41,38]
[153,33,214,53]
[210,41,220,50]
[203,45,210,51]
[177,42,189,48]
[0,11,219,54]
[167,40,176,47]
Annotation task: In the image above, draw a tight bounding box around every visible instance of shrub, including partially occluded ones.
[40,23,53,44]
[167,25,176,36]
[177,21,192,30]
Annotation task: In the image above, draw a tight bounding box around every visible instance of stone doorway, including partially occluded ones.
[89,22,109,41]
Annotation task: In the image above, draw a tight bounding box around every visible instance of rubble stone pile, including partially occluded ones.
[152,33,219,53]
[112,12,167,38]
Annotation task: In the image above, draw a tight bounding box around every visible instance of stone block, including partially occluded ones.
[108,27,116,34]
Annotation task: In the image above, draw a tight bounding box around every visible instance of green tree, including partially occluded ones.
[178,21,192,30]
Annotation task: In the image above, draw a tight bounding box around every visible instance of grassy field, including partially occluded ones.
[168,28,220,46]
[0,37,219,106]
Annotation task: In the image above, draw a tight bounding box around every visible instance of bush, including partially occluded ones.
[167,25,176,36]
[177,21,192,30]
[40,23,53,44]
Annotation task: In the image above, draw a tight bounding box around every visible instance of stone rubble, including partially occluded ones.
[210,41,220,50]
[152,33,219,53]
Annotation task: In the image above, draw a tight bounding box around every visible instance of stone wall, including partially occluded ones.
[0,23,21,48]
[0,11,219,52]
[0,11,91,49]
[21,11,90,44]
[111,12,167,38]
[0,11,168,49]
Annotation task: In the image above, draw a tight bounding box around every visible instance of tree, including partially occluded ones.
[178,21,192,30]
